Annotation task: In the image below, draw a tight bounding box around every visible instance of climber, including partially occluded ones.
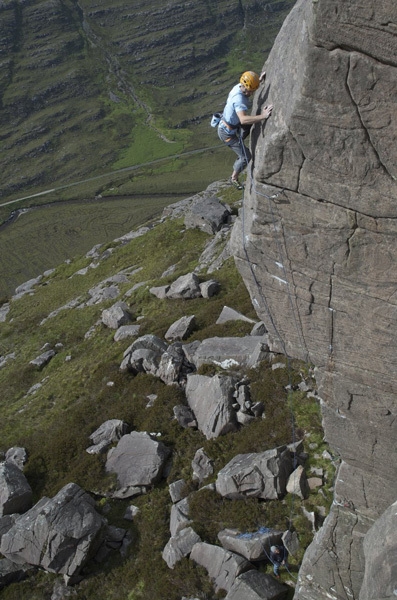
[218,70,273,190]
[270,544,288,578]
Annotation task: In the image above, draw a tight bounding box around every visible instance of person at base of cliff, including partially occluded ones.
[270,544,288,578]
[218,70,273,190]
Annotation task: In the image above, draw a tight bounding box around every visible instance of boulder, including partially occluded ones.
[218,527,283,562]
[225,570,289,600]
[149,285,170,299]
[0,304,10,323]
[216,306,257,325]
[5,447,28,471]
[162,526,201,569]
[286,465,310,499]
[165,315,196,341]
[184,195,230,234]
[282,530,300,557]
[215,446,293,500]
[169,479,187,504]
[0,483,104,580]
[190,542,252,593]
[101,301,132,329]
[186,374,238,439]
[166,273,202,299]
[156,342,195,386]
[170,497,191,537]
[120,334,168,374]
[191,448,214,484]
[0,462,32,517]
[106,432,170,497]
[190,336,269,370]
[250,322,267,336]
[29,349,55,370]
[113,325,140,341]
[123,505,140,521]
[86,419,129,454]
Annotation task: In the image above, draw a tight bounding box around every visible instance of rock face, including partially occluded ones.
[230,0,397,598]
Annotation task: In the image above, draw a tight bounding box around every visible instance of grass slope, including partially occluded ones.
[0,184,335,600]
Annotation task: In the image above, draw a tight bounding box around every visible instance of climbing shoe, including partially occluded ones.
[230,178,243,190]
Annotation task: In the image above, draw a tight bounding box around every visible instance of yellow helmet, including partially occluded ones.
[240,71,260,91]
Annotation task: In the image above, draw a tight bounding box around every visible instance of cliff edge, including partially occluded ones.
[231,0,397,598]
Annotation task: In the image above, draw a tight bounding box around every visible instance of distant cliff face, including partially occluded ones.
[231,0,397,598]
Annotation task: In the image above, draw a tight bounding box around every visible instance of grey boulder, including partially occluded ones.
[170,497,191,536]
[186,374,238,439]
[5,447,28,471]
[165,315,196,341]
[286,465,310,499]
[29,349,55,370]
[190,336,269,370]
[184,195,230,234]
[120,334,168,374]
[191,448,214,484]
[0,483,104,580]
[156,342,195,386]
[106,432,170,497]
[225,570,289,600]
[0,462,32,517]
[215,446,293,500]
[218,527,283,562]
[86,419,129,454]
[101,301,132,329]
[190,542,252,593]
[166,273,202,299]
[162,526,201,569]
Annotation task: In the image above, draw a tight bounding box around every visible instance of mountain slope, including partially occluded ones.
[0,0,296,200]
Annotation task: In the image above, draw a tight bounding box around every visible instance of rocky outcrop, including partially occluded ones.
[0,483,104,582]
[230,0,397,598]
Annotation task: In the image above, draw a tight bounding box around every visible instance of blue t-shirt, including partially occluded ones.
[219,84,250,133]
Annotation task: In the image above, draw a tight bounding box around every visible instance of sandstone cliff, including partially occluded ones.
[230,1,397,598]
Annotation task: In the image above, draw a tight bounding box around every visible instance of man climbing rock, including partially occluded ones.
[270,544,288,578]
[218,70,273,189]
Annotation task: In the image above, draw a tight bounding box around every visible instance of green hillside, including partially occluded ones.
[0,183,335,599]
[0,0,295,202]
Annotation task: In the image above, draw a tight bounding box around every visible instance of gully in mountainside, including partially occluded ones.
[217,70,273,190]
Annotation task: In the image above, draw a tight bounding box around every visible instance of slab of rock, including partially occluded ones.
[191,448,214,484]
[286,465,310,499]
[218,527,283,562]
[113,325,140,341]
[86,419,129,454]
[5,447,28,471]
[0,483,104,580]
[282,530,300,557]
[225,569,289,600]
[157,342,195,386]
[166,273,202,299]
[170,497,191,537]
[190,336,269,370]
[216,446,293,500]
[29,349,55,370]
[162,526,201,569]
[186,374,238,439]
[101,301,132,329]
[184,195,230,234]
[0,304,10,323]
[165,315,196,341]
[149,285,170,299]
[106,432,170,496]
[190,542,252,593]
[0,462,32,517]
[216,306,257,325]
[120,334,168,374]
[169,479,187,504]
